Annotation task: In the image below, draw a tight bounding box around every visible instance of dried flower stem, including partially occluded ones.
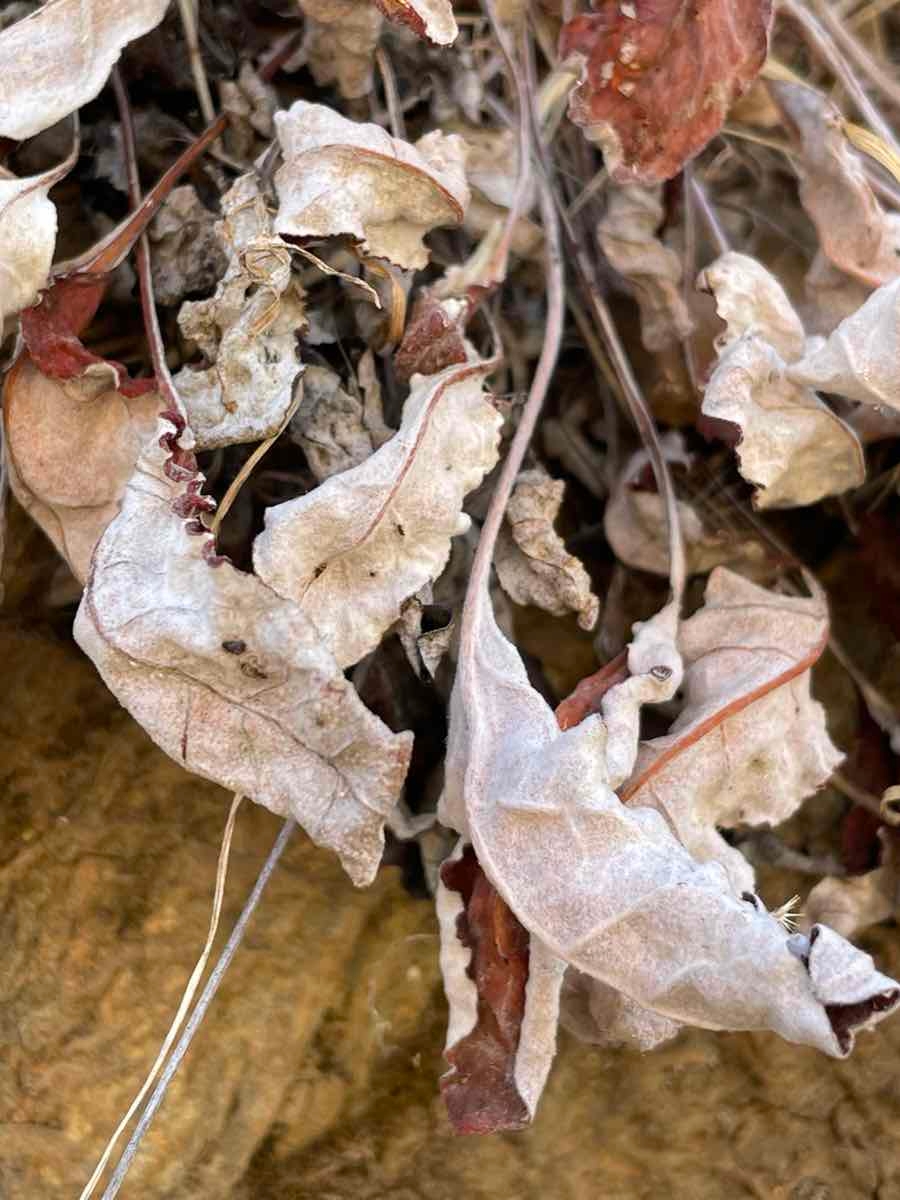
[178,0,217,125]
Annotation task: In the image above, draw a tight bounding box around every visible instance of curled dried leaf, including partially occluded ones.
[274,100,469,271]
[597,184,693,352]
[0,0,170,140]
[254,360,502,669]
[394,291,469,382]
[74,415,412,886]
[291,364,391,483]
[2,357,160,581]
[298,0,383,100]
[561,0,772,183]
[174,174,307,450]
[805,868,897,942]
[148,186,227,308]
[495,468,599,631]
[374,0,458,45]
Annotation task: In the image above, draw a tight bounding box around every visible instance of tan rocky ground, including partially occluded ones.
[4,505,900,1200]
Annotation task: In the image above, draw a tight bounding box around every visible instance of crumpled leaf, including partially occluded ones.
[73,412,413,886]
[788,277,900,412]
[560,0,773,183]
[290,362,392,483]
[805,866,898,942]
[148,185,228,308]
[174,173,307,450]
[560,969,680,1050]
[700,252,864,508]
[443,581,899,1104]
[0,0,171,141]
[274,100,469,271]
[621,568,843,894]
[771,81,900,290]
[494,468,599,631]
[596,183,693,351]
[254,360,502,669]
[0,157,73,333]
[219,62,277,162]
[394,291,469,382]
[298,0,383,101]
[2,356,160,581]
[374,0,458,45]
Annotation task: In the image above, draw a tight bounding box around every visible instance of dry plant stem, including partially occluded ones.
[79,794,244,1200]
[375,45,406,141]
[782,0,900,152]
[99,818,297,1200]
[178,0,217,125]
[690,175,730,257]
[811,0,900,113]
[830,770,883,817]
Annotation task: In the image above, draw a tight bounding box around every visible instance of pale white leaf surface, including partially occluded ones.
[0,0,171,141]
[513,939,566,1119]
[560,970,680,1051]
[788,277,900,411]
[274,100,469,271]
[174,174,307,450]
[597,184,693,352]
[443,582,898,1055]
[622,568,842,893]
[0,164,66,331]
[2,358,160,582]
[73,419,412,886]
[254,361,502,669]
[290,363,391,483]
[805,868,897,941]
[374,0,458,45]
[698,250,805,362]
[298,0,383,100]
[495,468,599,631]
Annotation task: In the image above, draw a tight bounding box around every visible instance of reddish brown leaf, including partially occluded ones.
[394,291,468,383]
[373,0,458,45]
[560,0,773,183]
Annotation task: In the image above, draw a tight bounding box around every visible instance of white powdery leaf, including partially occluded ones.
[513,939,566,1119]
[436,841,479,1052]
[445,583,899,1059]
[74,419,412,886]
[788,277,900,411]
[274,100,469,271]
[703,333,864,509]
[374,0,458,45]
[495,468,599,631]
[0,166,63,330]
[3,358,160,582]
[174,173,306,450]
[698,250,805,362]
[560,970,680,1051]
[623,568,842,893]
[0,0,171,141]
[254,361,502,669]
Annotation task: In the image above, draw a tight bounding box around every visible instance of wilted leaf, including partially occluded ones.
[74,412,413,886]
[495,468,599,631]
[148,185,228,308]
[700,252,864,508]
[174,174,307,450]
[219,62,277,162]
[394,291,469,382]
[254,360,502,668]
[560,969,680,1050]
[0,0,171,141]
[290,363,392,483]
[622,568,842,893]
[788,278,900,412]
[2,356,160,581]
[374,0,458,45]
[771,81,900,289]
[560,0,773,183]
[274,100,469,271]
[596,183,693,351]
[298,0,383,101]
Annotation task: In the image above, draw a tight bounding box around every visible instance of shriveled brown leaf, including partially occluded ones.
[597,183,693,351]
[3,357,160,581]
[148,185,227,308]
[560,0,772,183]
[374,0,458,44]
[290,363,391,483]
[494,468,599,631]
[174,174,307,450]
[0,0,170,140]
[622,568,842,893]
[73,412,412,886]
[274,100,469,271]
[254,360,502,669]
[394,291,469,382]
[298,0,383,100]
[771,81,900,289]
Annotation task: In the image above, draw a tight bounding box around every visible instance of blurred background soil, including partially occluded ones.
[4,500,900,1200]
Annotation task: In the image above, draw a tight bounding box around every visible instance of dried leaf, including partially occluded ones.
[788,278,900,412]
[254,361,502,669]
[394,291,469,382]
[0,161,69,333]
[0,0,170,141]
[596,184,693,352]
[444,584,899,1076]
[173,174,307,450]
[2,356,160,581]
[771,81,900,289]
[560,969,680,1050]
[290,363,392,483]
[148,186,228,308]
[560,0,772,183]
[494,468,599,631]
[700,253,864,508]
[219,62,277,162]
[622,568,842,893]
[298,0,383,101]
[374,0,458,45]
[274,100,469,271]
[73,413,413,886]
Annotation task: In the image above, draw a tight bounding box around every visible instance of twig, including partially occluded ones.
[178,0,217,125]
[98,819,297,1200]
[811,0,900,113]
[375,44,406,141]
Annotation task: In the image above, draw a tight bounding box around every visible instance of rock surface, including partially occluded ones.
[3,505,900,1200]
